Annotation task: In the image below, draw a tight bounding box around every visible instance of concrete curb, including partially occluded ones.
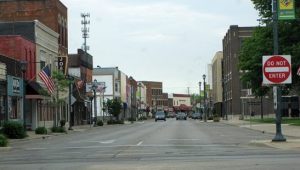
[0,146,12,151]
[249,139,300,150]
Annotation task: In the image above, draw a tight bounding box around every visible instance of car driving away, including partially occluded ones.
[176,112,187,120]
[155,111,166,122]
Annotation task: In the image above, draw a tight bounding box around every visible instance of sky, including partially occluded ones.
[61,0,260,94]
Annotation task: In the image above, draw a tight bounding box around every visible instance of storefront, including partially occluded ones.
[7,75,24,122]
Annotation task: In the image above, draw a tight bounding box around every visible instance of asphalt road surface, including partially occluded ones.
[1,118,300,170]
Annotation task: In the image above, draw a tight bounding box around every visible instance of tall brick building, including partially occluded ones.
[140,81,164,112]
[222,25,274,118]
[0,0,68,57]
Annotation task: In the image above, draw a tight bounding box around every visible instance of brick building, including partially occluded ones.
[140,81,164,112]
[222,25,254,116]
[0,0,68,57]
[0,35,36,80]
[222,25,273,118]
[68,49,93,125]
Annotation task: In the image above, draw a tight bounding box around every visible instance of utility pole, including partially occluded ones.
[199,82,201,113]
[81,13,90,53]
[272,0,286,142]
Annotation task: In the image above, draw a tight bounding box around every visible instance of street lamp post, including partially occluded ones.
[20,60,28,129]
[138,83,142,119]
[92,79,98,126]
[199,82,201,113]
[89,96,93,128]
[203,74,207,122]
[66,75,74,130]
[272,0,285,142]
[101,86,106,121]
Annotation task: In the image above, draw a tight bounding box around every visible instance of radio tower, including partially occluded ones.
[81,13,90,53]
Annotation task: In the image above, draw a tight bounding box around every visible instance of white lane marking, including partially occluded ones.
[25,148,47,150]
[100,140,115,144]
[70,140,115,144]
[167,139,201,141]
[118,152,156,156]
[136,141,143,146]
[63,144,236,149]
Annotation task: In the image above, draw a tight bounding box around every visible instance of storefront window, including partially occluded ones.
[8,96,21,119]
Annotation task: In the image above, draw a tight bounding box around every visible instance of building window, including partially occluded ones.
[115,83,118,92]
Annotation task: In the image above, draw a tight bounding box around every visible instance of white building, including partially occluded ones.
[92,67,128,119]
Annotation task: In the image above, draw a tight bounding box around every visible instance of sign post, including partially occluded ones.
[263,55,291,142]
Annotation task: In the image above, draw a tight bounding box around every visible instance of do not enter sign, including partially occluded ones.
[262,55,292,85]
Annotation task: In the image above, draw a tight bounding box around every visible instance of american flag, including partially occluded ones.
[38,65,55,94]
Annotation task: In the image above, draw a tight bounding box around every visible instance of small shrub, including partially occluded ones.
[213,117,220,122]
[51,126,66,133]
[107,120,124,125]
[97,120,104,126]
[107,120,114,125]
[3,121,27,139]
[0,134,8,147]
[35,127,48,134]
[116,120,124,124]
[128,117,136,122]
[208,116,214,120]
[60,120,66,127]
[138,116,147,121]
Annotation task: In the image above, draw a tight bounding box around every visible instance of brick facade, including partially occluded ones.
[0,35,36,80]
[0,0,68,57]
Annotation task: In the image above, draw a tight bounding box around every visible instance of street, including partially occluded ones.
[1,119,300,170]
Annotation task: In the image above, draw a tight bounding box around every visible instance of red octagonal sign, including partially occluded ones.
[263,55,292,85]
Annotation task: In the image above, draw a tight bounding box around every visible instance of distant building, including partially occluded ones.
[92,67,128,119]
[137,82,147,111]
[211,51,223,116]
[68,49,93,125]
[171,94,192,113]
[140,81,163,112]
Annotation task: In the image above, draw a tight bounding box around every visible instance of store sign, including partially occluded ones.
[278,0,295,20]
[7,76,23,96]
[12,78,21,94]
[57,56,68,75]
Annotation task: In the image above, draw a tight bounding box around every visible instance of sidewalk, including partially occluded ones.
[221,118,300,150]
[9,120,143,142]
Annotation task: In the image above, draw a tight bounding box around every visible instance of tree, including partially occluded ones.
[51,70,73,126]
[239,0,300,97]
[106,98,122,120]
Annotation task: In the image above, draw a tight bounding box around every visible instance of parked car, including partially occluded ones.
[155,111,166,122]
[191,112,202,120]
[176,112,187,120]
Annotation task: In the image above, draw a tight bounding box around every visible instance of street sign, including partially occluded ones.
[278,0,295,20]
[262,55,292,85]
[71,95,76,105]
[273,86,277,110]
[297,66,300,76]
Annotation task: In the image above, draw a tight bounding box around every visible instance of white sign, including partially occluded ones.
[273,86,277,110]
[262,55,292,85]
[85,82,106,93]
